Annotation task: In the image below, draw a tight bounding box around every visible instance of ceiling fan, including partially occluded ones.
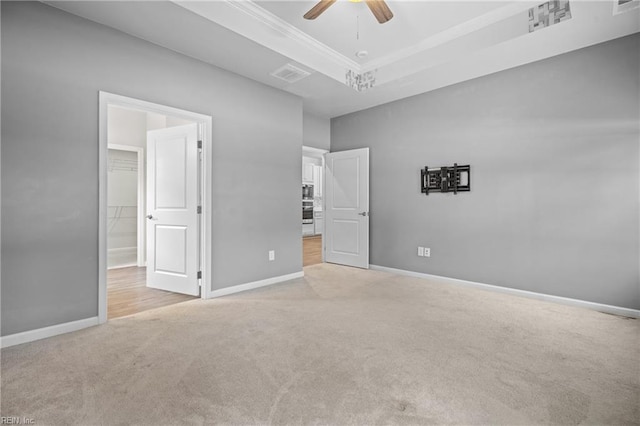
[303,0,394,24]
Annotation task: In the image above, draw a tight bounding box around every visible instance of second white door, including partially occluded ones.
[324,148,369,269]
[146,123,200,296]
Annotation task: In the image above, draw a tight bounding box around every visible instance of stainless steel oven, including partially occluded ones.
[302,200,314,224]
[302,184,314,200]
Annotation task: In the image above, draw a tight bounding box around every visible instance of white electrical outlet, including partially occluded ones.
[269,250,275,261]
[424,248,431,257]
[418,246,424,256]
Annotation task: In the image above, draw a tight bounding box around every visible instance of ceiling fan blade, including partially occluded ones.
[365,0,394,24]
[303,0,337,20]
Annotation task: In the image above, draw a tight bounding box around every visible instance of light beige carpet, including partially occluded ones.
[1,264,639,425]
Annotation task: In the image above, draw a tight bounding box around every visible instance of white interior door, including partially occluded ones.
[324,148,369,269]
[146,123,200,296]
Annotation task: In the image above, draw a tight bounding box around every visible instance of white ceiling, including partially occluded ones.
[48,1,640,118]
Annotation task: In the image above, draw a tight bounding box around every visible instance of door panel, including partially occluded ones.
[325,148,369,268]
[155,225,187,275]
[147,123,200,296]
[155,137,188,209]
[331,219,360,255]
[332,157,359,209]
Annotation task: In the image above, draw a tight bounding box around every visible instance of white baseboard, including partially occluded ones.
[1,317,99,349]
[370,265,640,319]
[108,246,136,253]
[108,246,137,269]
[208,271,305,298]
[108,262,138,270]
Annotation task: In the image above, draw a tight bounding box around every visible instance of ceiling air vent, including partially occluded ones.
[270,63,311,84]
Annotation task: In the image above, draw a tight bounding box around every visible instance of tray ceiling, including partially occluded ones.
[48,1,640,117]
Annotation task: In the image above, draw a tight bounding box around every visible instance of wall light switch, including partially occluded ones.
[418,247,424,256]
[269,250,275,261]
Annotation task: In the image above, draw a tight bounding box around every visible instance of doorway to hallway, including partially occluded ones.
[302,146,327,268]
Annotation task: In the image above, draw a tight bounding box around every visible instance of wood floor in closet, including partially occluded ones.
[107,267,196,320]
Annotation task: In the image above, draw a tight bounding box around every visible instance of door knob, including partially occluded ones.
[146,214,154,220]
[358,212,368,217]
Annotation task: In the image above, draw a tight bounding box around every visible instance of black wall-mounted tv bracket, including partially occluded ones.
[421,163,471,195]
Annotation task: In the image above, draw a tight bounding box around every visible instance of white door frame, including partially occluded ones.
[107,144,145,268]
[98,91,214,324]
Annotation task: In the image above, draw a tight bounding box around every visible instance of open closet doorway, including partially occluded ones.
[302,146,328,267]
[99,92,213,323]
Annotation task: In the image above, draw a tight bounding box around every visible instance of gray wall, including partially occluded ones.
[1,2,303,335]
[332,34,640,310]
[303,112,331,150]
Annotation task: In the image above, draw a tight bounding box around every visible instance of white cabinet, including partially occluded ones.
[312,165,322,197]
[302,156,316,183]
[303,223,315,236]
[314,211,323,235]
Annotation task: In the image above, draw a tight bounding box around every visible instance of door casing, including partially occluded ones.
[98,91,213,323]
